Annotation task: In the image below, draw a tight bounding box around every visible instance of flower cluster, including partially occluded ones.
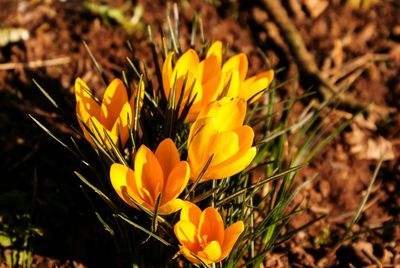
[75,41,273,265]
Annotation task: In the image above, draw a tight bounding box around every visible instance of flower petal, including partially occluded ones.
[75,78,100,118]
[110,102,132,148]
[158,198,185,215]
[198,207,224,246]
[88,116,118,148]
[155,138,180,180]
[240,69,274,103]
[100,79,129,130]
[162,52,174,98]
[197,98,246,132]
[174,220,199,252]
[173,49,199,78]
[134,145,164,206]
[219,221,244,261]
[198,240,222,263]
[180,202,202,226]
[162,161,190,203]
[222,53,248,82]
[188,117,217,177]
[180,246,201,265]
[206,41,222,62]
[109,163,144,208]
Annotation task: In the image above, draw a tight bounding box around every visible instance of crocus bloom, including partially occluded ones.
[75,78,137,148]
[174,202,244,265]
[110,138,190,215]
[212,41,274,103]
[187,97,256,181]
[162,42,222,122]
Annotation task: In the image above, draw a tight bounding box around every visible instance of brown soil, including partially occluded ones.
[0,0,399,267]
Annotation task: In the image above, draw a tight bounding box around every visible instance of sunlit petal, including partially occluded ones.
[155,138,180,180]
[134,145,164,205]
[219,221,244,261]
[222,53,248,82]
[198,207,224,245]
[174,220,199,252]
[180,202,202,226]
[100,79,128,129]
[198,240,222,263]
[162,161,189,203]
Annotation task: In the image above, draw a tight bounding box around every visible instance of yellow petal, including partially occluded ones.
[180,202,202,226]
[239,69,274,103]
[198,240,222,263]
[109,163,144,208]
[100,79,129,130]
[205,147,256,180]
[88,116,118,147]
[158,198,185,215]
[206,41,222,62]
[174,220,199,252]
[222,53,248,82]
[204,125,256,180]
[162,52,174,98]
[198,207,224,246]
[155,138,180,180]
[206,131,240,166]
[162,161,190,203]
[180,246,202,265]
[173,49,199,79]
[222,70,241,99]
[110,102,132,148]
[219,221,244,261]
[198,98,246,132]
[134,145,164,206]
[75,78,100,119]
[188,117,217,176]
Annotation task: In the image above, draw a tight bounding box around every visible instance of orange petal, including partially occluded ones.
[174,220,199,252]
[219,221,244,261]
[162,52,174,98]
[109,163,145,208]
[100,79,129,130]
[180,202,202,226]
[155,138,180,180]
[198,207,224,246]
[134,145,164,206]
[222,53,248,82]
[162,161,190,203]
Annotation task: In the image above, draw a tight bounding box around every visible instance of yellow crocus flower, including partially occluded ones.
[188,97,256,181]
[162,43,222,122]
[110,138,190,215]
[174,202,244,265]
[212,41,274,103]
[75,78,138,149]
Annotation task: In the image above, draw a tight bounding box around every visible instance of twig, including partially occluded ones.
[0,56,70,70]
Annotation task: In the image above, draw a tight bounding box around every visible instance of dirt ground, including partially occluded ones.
[0,0,399,267]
